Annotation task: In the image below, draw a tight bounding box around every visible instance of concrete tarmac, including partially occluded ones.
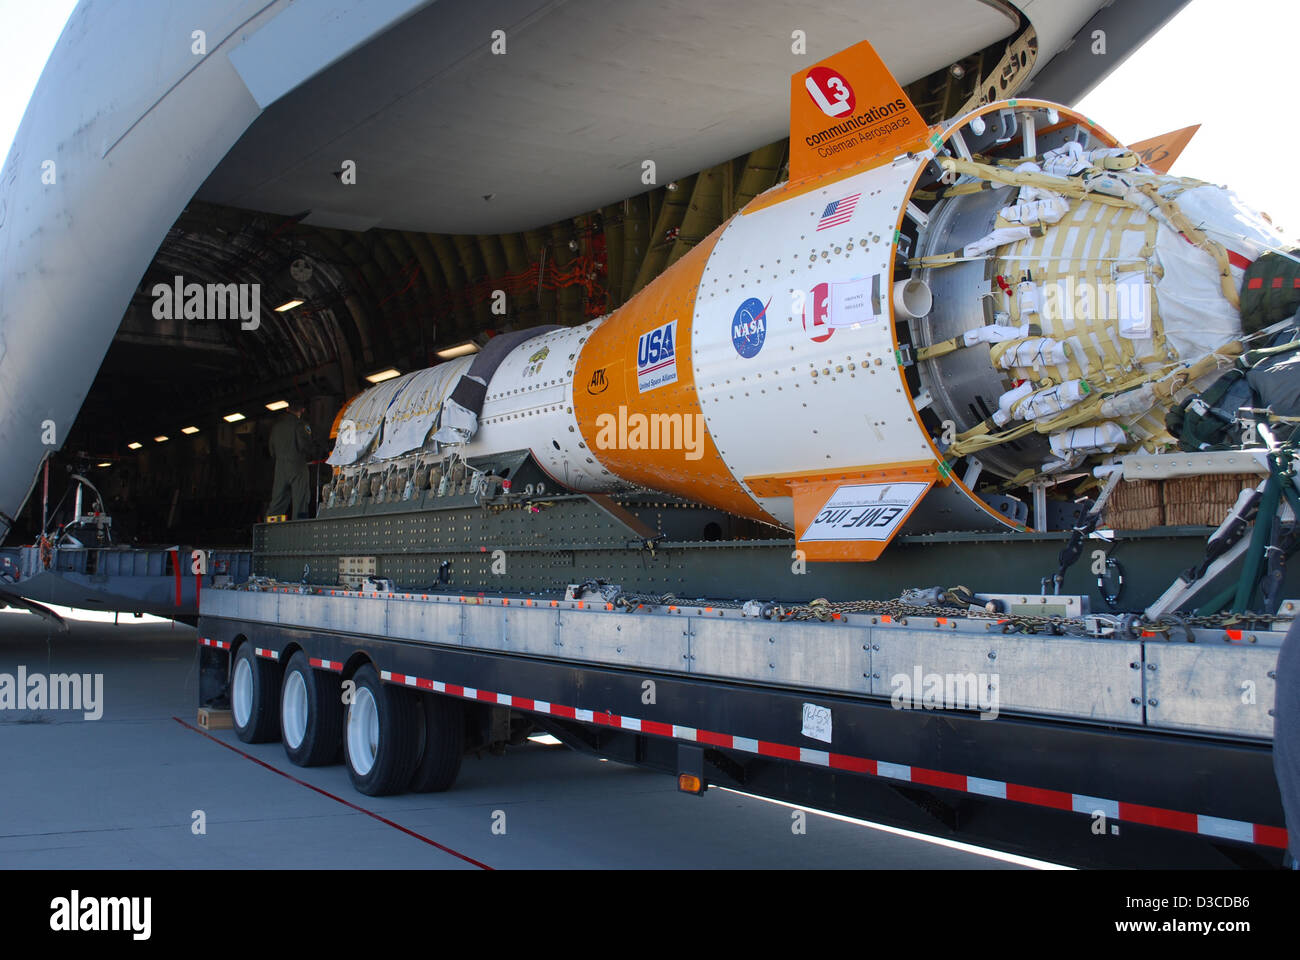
[0,611,1039,869]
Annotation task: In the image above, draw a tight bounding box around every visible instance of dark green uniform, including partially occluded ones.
[268,412,312,519]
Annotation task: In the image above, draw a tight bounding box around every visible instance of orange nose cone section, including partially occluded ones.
[572,225,778,526]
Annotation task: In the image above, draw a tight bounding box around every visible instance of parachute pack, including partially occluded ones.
[1167,316,1300,450]
[1240,250,1300,335]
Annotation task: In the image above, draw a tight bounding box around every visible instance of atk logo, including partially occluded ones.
[731,297,769,358]
[637,320,678,393]
[803,281,833,343]
[587,366,610,395]
[805,66,855,118]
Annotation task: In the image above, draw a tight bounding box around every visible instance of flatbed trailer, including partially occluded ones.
[196,582,1292,869]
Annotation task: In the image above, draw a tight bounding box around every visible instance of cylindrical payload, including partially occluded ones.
[327,94,1291,562]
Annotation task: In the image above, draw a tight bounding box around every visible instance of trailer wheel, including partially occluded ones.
[279,651,343,766]
[409,694,465,793]
[343,665,419,796]
[231,643,281,743]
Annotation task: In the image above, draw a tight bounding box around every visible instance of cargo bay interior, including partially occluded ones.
[17,1,1050,551]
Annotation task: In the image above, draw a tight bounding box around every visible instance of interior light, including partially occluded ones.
[223,413,246,423]
[434,341,480,360]
[365,368,401,383]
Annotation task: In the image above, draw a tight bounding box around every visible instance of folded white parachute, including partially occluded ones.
[1019,379,1091,421]
[962,322,1034,347]
[999,193,1069,226]
[1041,142,1140,178]
[963,226,1032,258]
[1042,142,1090,178]
[994,337,1072,370]
[1099,383,1157,419]
[1049,423,1126,459]
[991,381,1034,427]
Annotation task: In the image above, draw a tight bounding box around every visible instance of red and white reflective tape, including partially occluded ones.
[310,657,344,672]
[198,637,231,650]
[254,647,279,661]
[373,667,1287,849]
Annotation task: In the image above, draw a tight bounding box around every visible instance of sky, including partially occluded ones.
[0,0,1296,231]
[1076,0,1300,237]
[0,0,79,168]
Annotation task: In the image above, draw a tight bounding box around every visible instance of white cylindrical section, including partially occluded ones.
[328,321,622,492]
[690,156,934,527]
[892,278,932,319]
[464,321,623,491]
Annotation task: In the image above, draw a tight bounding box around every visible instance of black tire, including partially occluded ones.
[231,643,281,743]
[279,651,343,766]
[409,694,465,793]
[343,665,419,796]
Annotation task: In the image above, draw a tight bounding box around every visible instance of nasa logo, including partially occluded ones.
[587,366,609,395]
[804,66,855,118]
[802,282,833,343]
[731,297,769,358]
[636,320,678,393]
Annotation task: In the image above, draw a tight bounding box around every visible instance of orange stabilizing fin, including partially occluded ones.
[1129,124,1200,174]
[789,39,930,182]
[759,461,939,562]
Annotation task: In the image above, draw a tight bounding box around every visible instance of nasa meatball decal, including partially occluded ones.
[731,297,769,358]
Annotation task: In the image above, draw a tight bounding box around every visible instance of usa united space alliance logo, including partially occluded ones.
[50,891,151,940]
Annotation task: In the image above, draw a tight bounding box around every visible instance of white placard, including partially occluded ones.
[800,481,930,542]
[826,275,880,327]
[1115,274,1152,339]
[801,703,832,744]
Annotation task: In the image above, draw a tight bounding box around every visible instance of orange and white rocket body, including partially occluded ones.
[328,40,1290,562]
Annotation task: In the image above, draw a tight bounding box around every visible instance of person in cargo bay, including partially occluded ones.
[268,402,313,520]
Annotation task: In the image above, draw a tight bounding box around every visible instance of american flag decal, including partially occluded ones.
[816,193,861,231]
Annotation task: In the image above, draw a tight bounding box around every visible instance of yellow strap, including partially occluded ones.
[1097,152,1140,171]
[916,338,961,361]
[937,157,1131,207]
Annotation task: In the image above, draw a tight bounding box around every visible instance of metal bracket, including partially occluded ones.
[584,493,660,543]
